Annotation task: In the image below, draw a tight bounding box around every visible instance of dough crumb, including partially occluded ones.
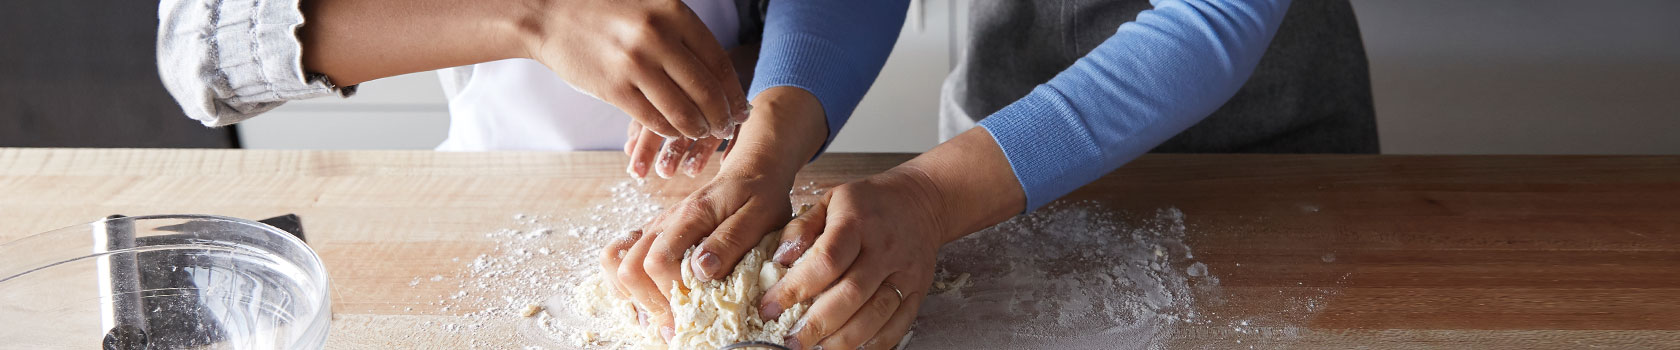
[932,271,974,294]
[521,304,544,318]
[568,329,597,347]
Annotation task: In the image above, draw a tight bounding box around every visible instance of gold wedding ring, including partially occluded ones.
[882,281,905,302]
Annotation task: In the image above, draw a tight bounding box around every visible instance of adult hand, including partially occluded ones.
[597,169,794,342]
[755,169,947,350]
[525,0,749,140]
[600,87,829,343]
[756,128,1028,350]
[623,44,756,179]
[623,123,729,179]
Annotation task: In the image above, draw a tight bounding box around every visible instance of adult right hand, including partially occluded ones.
[523,0,749,140]
[598,87,830,343]
[298,0,745,140]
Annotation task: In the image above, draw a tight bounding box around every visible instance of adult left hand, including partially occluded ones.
[623,123,730,179]
[755,169,950,350]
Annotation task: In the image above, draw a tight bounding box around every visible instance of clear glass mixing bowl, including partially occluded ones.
[0,215,331,349]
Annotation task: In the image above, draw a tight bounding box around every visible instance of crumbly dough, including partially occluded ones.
[574,231,807,349]
[668,232,808,349]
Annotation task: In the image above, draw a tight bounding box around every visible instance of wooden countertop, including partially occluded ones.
[1,149,1676,349]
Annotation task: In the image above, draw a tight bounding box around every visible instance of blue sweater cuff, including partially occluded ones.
[747,0,907,159]
[979,85,1114,212]
[747,30,854,157]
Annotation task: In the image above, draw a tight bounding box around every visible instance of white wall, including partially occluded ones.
[243,0,1680,155]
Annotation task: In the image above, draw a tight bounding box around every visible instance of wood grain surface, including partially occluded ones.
[0,149,1676,349]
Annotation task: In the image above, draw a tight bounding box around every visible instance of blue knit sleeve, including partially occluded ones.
[747,0,909,157]
[977,0,1292,212]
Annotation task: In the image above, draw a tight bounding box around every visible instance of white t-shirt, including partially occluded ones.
[435,0,741,151]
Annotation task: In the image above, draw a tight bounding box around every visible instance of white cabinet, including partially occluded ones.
[237,72,452,150]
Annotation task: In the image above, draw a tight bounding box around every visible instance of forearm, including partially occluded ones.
[299,0,535,85]
[978,0,1290,212]
[889,128,1024,244]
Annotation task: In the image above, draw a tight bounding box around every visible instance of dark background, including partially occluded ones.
[0,0,237,148]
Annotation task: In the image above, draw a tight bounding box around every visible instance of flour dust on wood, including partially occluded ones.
[410,182,1337,349]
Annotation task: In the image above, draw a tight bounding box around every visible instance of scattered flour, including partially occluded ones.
[910,204,1206,349]
[410,182,1339,349]
[410,181,666,349]
[911,202,1342,349]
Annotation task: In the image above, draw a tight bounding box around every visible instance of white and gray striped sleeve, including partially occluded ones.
[155,0,354,127]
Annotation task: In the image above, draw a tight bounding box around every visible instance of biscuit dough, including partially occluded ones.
[575,231,807,349]
[668,231,808,349]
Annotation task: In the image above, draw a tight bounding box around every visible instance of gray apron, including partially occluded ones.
[940,0,1379,153]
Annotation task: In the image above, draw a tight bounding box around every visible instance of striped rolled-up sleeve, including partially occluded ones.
[156,0,353,127]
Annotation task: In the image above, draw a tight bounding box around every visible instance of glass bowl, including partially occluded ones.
[0,215,331,349]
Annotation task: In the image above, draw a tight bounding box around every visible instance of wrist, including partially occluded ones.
[867,166,956,246]
[717,86,828,182]
[892,127,1025,244]
[507,0,556,60]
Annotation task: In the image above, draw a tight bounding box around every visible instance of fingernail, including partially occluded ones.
[710,123,730,139]
[735,103,752,123]
[772,241,799,267]
[783,335,801,350]
[629,161,648,179]
[655,153,677,179]
[656,139,684,179]
[714,122,738,140]
[759,299,784,320]
[638,310,649,326]
[694,251,721,279]
[790,315,808,333]
[660,326,675,343]
[681,153,703,177]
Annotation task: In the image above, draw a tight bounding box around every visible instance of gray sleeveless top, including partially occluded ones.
[939,0,1379,153]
